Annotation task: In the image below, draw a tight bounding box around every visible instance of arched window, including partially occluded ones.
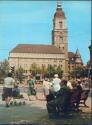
[59,22,62,28]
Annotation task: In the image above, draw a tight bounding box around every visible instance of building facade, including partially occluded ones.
[9,3,68,76]
[68,49,83,72]
[52,3,68,74]
[9,45,65,72]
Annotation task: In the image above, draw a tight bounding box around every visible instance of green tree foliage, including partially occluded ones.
[87,61,91,68]
[29,64,63,78]
[70,66,88,78]
[46,65,63,78]
[0,60,9,78]
[40,65,47,78]
[15,66,24,83]
[46,65,56,78]
[56,65,63,78]
[30,63,41,76]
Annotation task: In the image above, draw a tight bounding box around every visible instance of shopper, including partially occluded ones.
[3,73,15,107]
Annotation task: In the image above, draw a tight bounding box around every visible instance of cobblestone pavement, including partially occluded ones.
[0,85,91,125]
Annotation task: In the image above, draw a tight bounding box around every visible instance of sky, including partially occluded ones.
[0,0,91,64]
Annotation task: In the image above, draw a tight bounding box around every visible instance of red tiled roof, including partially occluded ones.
[10,44,63,54]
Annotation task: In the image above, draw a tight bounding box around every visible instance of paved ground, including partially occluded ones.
[0,99,47,124]
[0,84,44,124]
[0,85,91,125]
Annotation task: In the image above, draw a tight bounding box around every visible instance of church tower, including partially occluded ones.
[52,1,68,75]
[75,49,83,67]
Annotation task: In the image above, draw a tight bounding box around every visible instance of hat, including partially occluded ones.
[54,74,58,78]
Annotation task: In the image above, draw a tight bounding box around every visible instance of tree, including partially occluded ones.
[29,63,63,78]
[46,65,55,78]
[30,63,41,76]
[70,66,88,78]
[56,65,63,78]
[15,66,24,83]
[41,65,47,78]
[46,65,63,78]
[0,60,9,78]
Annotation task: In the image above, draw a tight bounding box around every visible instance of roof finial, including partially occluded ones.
[57,0,62,8]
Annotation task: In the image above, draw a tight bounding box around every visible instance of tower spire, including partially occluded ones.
[57,0,62,8]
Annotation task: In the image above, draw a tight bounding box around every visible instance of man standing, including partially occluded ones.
[3,73,15,107]
[52,74,61,93]
[43,78,52,101]
[76,79,83,110]
[27,75,37,101]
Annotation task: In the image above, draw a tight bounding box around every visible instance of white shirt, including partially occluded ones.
[52,78,61,92]
[43,80,52,95]
[43,80,52,90]
[4,77,15,88]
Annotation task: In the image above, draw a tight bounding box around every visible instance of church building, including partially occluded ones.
[9,3,68,76]
[8,2,82,76]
